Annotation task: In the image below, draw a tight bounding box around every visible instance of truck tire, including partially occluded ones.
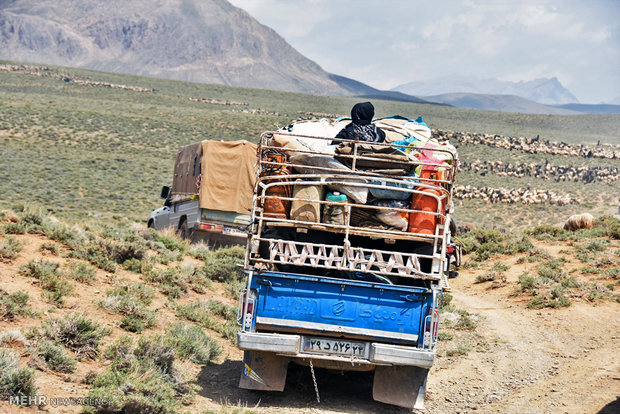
[179,219,189,239]
[178,219,196,243]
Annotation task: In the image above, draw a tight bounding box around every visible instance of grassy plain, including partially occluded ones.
[1,60,619,228]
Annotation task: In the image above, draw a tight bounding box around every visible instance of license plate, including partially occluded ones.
[222,226,245,236]
[302,336,366,357]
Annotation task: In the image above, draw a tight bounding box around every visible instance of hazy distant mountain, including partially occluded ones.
[0,0,383,96]
[423,93,580,115]
[393,75,579,105]
[552,103,620,115]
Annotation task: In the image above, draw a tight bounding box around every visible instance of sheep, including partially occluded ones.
[563,213,594,231]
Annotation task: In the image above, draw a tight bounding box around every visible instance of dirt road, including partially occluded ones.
[195,249,620,413]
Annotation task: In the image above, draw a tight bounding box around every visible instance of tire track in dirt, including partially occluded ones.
[424,270,620,414]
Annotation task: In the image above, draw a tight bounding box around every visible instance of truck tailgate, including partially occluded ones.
[251,272,433,345]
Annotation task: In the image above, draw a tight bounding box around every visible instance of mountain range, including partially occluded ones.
[392,75,579,106]
[1,0,618,115]
[0,0,375,97]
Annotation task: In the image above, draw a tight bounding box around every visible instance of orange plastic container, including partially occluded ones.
[262,175,291,219]
[260,150,292,219]
[408,187,445,235]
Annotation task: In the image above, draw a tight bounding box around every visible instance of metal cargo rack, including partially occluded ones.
[245,130,458,287]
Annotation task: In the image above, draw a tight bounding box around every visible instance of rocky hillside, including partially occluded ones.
[0,0,357,95]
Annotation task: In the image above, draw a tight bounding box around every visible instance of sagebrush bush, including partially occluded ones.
[203,245,245,282]
[143,268,188,299]
[122,257,153,274]
[35,340,77,373]
[0,237,22,262]
[19,259,60,279]
[528,225,568,241]
[19,259,74,306]
[39,241,61,256]
[101,283,155,333]
[165,323,221,364]
[0,290,35,320]
[175,300,237,341]
[86,336,197,414]
[40,313,110,359]
[68,261,97,284]
[0,330,29,347]
[0,349,38,401]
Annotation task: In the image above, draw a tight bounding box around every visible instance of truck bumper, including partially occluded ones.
[237,331,435,369]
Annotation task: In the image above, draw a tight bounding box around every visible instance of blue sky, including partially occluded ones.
[228,0,620,104]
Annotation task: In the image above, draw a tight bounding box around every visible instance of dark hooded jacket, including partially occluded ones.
[333,102,386,143]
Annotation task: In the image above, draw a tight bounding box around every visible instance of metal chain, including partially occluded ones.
[309,359,320,403]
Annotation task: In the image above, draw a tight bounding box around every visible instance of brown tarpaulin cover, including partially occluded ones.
[199,140,257,215]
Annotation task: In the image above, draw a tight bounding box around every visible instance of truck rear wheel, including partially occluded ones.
[178,219,194,241]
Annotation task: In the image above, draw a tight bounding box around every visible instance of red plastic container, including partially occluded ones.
[408,187,445,235]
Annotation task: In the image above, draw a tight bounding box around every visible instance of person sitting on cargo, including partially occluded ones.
[333,101,386,143]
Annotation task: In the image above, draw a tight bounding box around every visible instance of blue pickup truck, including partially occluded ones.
[236,117,460,409]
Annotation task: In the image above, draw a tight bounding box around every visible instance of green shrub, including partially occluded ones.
[445,344,471,357]
[518,273,539,291]
[19,259,60,279]
[454,310,477,330]
[0,237,22,262]
[122,258,153,274]
[439,292,453,309]
[144,268,188,299]
[101,283,155,333]
[43,222,85,249]
[224,279,245,300]
[39,241,61,255]
[582,239,609,253]
[492,262,510,272]
[0,349,37,402]
[2,221,30,235]
[68,262,96,284]
[19,260,74,306]
[528,225,568,241]
[592,215,620,240]
[203,245,245,282]
[536,258,567,282]
[437,332,453,341]
[165,323,221,364]
[35,340,77,373]
[87,336,197,414]
[119,314,155,333]
[106,283,154,305]
[155,233,187,253]
[1,290,36,320]
[175,300,237,341]
[40,313,110,359]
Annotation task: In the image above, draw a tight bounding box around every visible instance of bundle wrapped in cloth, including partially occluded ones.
[288,154,369,204]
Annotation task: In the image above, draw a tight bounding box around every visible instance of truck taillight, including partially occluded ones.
[237,288,256,330]
[423,305,439,348]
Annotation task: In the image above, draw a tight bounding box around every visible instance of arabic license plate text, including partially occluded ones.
[302,337,365,357]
